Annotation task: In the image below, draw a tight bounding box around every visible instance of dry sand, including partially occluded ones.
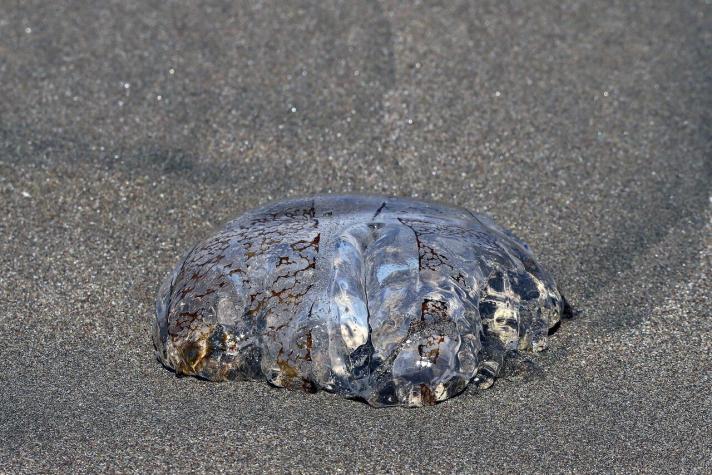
[1,1,710,473]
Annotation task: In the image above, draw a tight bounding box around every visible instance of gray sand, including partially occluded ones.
[1,1,710,472]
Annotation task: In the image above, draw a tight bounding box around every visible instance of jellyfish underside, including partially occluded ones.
[153,195,564,407]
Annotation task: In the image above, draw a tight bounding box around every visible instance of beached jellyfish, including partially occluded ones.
[153,195,566,406]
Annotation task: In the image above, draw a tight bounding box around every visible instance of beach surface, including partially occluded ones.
[1,1,710,472]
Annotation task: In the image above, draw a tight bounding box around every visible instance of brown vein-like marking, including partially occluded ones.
[398,218,473,290]
[299,301,316,363]
[304,331,313,361]
[216,202,320,324]
[399,218,451,273]
[421,299,449,322]
[270,283,314,306]
[420,384,437,405]
[192,287,216,299]
[277,256,294,267]
[417,335,445,363]
[290,234,321,252]
[245,203,319,390]
[274,300,317,390]
[420,242,450,271]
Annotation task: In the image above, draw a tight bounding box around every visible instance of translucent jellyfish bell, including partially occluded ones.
[153,195,566,407]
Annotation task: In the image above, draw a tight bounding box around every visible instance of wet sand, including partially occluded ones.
[1,1,710,472]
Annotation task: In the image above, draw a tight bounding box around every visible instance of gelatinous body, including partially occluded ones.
[153,195,565,406]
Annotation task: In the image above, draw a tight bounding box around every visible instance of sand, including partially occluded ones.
[1,1,710,472]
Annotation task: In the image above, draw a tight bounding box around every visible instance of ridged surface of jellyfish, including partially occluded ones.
[153,195,565,407]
